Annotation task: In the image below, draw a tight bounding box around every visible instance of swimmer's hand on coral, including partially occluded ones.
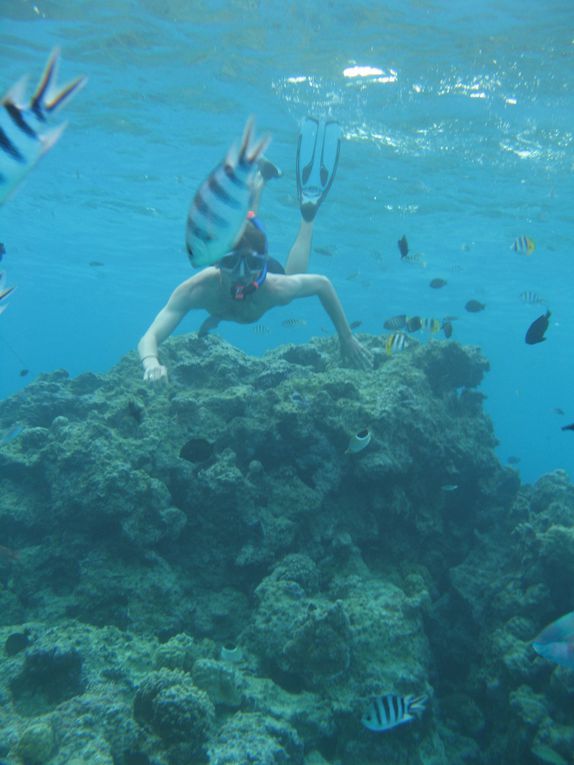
[340,335,373,370]
[142,358,168,384]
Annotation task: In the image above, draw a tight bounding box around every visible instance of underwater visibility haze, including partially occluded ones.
[1,1,574,764]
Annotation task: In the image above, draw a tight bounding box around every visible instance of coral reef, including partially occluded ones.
[0,332,571,764]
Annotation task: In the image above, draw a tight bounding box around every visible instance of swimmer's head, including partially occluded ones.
[218,213,269,300]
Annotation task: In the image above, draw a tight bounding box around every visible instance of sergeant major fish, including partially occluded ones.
[362,693,428,732]
[0,49,86,205]
[186,118,270,268]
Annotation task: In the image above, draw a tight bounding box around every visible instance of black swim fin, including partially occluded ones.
[296,117,341,222]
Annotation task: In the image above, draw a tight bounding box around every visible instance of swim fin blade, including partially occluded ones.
[296,117,341,222]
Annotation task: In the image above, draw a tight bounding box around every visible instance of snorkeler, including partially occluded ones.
[138,118,372,382]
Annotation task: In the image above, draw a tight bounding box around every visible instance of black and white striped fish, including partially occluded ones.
[361,693,428,732]
[0,49,86,205]
[186,118,270,268]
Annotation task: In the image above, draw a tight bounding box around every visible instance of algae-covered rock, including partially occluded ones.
[16,720,56,764]
[208,712,303,765]
[133,668,214,751]
[0,331,560,765]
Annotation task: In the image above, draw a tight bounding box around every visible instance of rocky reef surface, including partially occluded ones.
[0,333,571,765]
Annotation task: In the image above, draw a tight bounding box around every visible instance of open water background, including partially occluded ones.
[1,0,573,483]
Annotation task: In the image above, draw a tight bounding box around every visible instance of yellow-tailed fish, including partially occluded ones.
[420,317,441,333]
[0,49,86,205]
[186,118,270,268]
[345,429,372,454]
[511,236,535,255]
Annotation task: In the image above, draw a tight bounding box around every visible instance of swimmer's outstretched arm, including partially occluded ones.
[137,272,211,382]
[274,274,373,370]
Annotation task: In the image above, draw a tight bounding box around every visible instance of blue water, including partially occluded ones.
[1,0,573,484]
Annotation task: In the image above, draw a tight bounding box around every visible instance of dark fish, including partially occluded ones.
[429,278,447,289]
[0,49,86,205]
[314,245,334,256]
[442,321,453,339]
[525,310,551,345]
[397,235,409,259]
[554,408,565,416]
[186,118,270,267]
[507,456,521,465]
[561,423,574,432]
[350,320,362,330]
[384,315,406,330]
[362,693,428,732]
[19,369,29,377]
[89,260,105,267]
[405,316,422,333]
[465,300,485,313]
[0,243,5,260]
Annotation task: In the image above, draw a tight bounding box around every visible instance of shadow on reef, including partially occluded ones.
[0,333,572,764]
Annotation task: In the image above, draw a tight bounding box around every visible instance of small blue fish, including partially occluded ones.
[186,118,270,268]
[362,693,428,732]
[532,611,574,669]
[0,49,86,205]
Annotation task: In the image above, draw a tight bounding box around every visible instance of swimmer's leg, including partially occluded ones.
[285,220,314,275]
[250,157,282,214]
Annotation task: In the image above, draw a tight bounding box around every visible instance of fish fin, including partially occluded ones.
[39,122,68,154]
[237,117,271,166]
[45,75,86,113]
[296,117,341,221]
[31,49,86,117]
[407,694,428,717]
[2,75,29,106]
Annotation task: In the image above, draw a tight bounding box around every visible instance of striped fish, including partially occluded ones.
[362,693,428,732]
[282,318,307,328]
[186,118,270,268]
[383,314,406,330]
[385,331,413,355]
[511,235,535,255]
[520,290,544,305]
[0,49,86,205]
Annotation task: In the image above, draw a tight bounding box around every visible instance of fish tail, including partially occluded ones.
[237,116,271,166]
[407,694,428,717]
[30,49,86,118]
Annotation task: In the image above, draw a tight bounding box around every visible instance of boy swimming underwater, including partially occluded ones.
[138,118,372,382]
